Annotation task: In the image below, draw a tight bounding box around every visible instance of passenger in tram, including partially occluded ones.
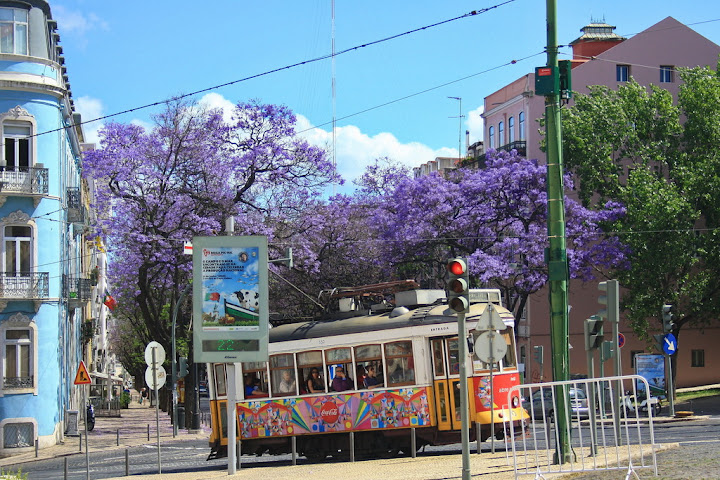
[243,374,266,398]
[331,367,353,392]
[278,370,296,394]
[363,365,383,389]
[306,368,325,393]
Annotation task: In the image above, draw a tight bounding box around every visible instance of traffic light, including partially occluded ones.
[662,304,674,333]
[533,345,544,365]
[178,357,188,378]
[446,258,470,314]
[598,280,619,324]
[558,60,572,99]
[584,315,604,351]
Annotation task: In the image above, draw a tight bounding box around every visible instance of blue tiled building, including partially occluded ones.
[0,0,92,454]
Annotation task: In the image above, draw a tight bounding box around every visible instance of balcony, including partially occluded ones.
[0,167,49,198]
[4,376,33,389]
[497,140,527,156]
[63,274,93,307]
[67,187,86,224]
[0,273,49,300]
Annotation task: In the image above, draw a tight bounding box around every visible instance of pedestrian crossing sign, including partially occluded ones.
[74,361,91,385]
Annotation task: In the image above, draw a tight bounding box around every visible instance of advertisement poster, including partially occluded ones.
[193,236,268,363]
[634,354,665,397]
[200,245,260,332]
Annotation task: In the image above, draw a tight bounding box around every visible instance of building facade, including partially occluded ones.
[480,17,720,387]
[0,0,100,455]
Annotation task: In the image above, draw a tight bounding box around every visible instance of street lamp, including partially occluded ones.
[448,96,463,164]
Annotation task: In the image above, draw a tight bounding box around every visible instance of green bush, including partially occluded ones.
[119,392,131,408]
[0,467,28,479]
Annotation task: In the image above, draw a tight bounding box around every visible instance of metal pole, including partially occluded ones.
[84,386,89,480]
[291,436,297,466]
[152,348,161,474]
[586,349,598,455]
[458,311,470,480]
[147,423,150,441]
[172,284,193,438]
[545,0,571,464]
[125,447,129,476]
[349,431,355,463]
[411,427,416,458]
[666,355,675,416]
[64,457,68,480]
[490,360,495,454]
[227,363,237,475]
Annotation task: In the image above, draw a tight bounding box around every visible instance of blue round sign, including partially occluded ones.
[662,333,677,356]
[618,332,625,348]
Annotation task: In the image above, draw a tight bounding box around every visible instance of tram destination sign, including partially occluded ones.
[192,236,269,363]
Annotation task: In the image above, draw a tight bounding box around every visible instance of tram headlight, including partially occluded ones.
[511,396,520,408]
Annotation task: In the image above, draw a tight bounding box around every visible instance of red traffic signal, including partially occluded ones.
[446,257,470,314]
[447,259,467,276]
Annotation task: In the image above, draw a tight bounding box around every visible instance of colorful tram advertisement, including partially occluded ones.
[206,288,529,460]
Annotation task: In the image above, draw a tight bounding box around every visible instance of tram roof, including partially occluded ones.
[269,302,515,343]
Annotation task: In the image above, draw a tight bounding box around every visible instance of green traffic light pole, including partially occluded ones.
[544,0,572,463]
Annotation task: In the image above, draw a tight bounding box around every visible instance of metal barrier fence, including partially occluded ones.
[508,375,658,479]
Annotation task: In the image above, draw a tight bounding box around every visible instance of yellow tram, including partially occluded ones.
[206,288,528,459]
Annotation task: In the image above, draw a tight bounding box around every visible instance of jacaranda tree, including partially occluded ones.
[83,98,337,381]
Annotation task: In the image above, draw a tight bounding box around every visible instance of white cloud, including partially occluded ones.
[130,119,153,132]
[52,6,108,40]
[466,105,485,146]
[295,114,454,188]
[74,96,104,146]
[198,93,236,123]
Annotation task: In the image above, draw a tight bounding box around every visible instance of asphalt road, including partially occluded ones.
[12,395,720,479]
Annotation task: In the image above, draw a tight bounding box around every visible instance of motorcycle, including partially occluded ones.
[86,403,95,431]
[621,391,662,417]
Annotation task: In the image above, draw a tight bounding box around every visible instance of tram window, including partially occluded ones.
[297,350,325,394]
[431,339,445,377]
[384,341,415,386]
[242,361,268,398]
[502,332,516,368]
[270,354,297,396]
[326,348,354,391]
[214,364,227,397]
[354,344,384,389]
[447,338,460,375]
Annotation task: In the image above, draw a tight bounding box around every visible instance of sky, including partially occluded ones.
[50,0,720,192]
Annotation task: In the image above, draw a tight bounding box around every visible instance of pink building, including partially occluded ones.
[481,17,720,388]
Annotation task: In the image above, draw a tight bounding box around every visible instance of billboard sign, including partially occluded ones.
[193,236,268,363]
[634,353,665,398]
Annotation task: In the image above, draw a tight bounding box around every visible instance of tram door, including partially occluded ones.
[431,337,463,431]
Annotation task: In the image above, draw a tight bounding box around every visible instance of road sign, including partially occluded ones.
[618,332,625,348]
[145,341,166,366]
[74,361,91,385]
[474,303,506,331]
[474,330,508,364]
[662,333,677,356]
[145,365,167,390]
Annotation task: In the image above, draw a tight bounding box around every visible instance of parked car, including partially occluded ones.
[199,382,209,397]
[527,387,590,420]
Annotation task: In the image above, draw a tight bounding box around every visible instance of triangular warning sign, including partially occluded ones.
[74,361,91,385]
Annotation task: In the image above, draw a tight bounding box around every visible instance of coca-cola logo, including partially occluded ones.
[320,401,339,424]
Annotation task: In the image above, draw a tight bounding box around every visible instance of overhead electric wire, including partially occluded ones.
[27,0,519,142]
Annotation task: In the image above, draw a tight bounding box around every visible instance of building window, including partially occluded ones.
[0,8,28,55]
[660,65,674,83]
[498,121,505,147]
[508,116,515,143]
[2,421,33,448]
[488,126,495,149]
[4,225,31,273]
[3,123,31,171]
[691,349,705,367]
[616,65,630,82]
[518,112,525,140]
[4,328,31,389]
